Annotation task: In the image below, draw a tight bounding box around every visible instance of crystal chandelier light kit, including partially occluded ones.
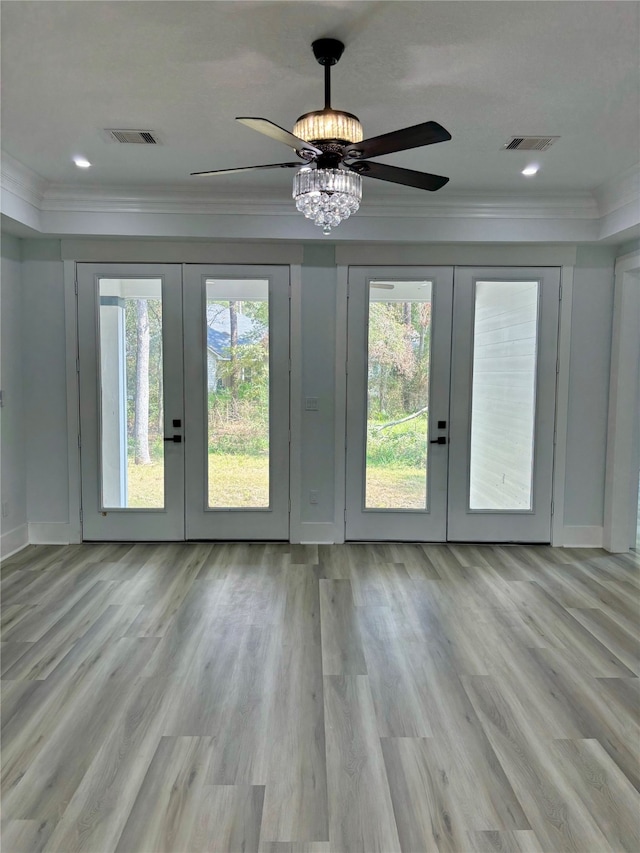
[290,41,364,233]
[191,38,452,233]
[293,168,362,234]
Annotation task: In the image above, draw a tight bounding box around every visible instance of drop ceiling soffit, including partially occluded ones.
[1,149,637,227]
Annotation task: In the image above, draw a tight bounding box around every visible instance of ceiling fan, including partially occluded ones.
[191,38,452,233]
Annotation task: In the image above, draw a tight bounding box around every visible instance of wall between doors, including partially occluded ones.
[0,237,620,552]
[564,247,616,530]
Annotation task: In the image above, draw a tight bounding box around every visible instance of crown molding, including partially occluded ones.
[1,151,47,208]
[2,149,636,242]
[38,182,598,221]
[594,162,640,218]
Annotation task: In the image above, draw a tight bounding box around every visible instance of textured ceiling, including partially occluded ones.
[2,1,639,201]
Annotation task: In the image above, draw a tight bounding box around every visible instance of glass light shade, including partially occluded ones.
[293,167,362,234]
[293,109,364,144]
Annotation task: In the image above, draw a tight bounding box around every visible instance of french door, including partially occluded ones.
[345,266,561,542]
[345,267,454,540]
[78,263,290,541]
[182,266,290,540]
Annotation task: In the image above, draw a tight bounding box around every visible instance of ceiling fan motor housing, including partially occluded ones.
[293,109,364,147]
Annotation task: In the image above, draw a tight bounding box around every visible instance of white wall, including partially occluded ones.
[0,234,28,555]
[616,238,640,258]
[563,246,617,528]
[8,237,618,545]
[297,245,338,542]
[21,240,70,538]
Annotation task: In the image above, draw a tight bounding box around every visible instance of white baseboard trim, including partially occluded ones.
[28,522,79,545]
[295,521,342,545]
[1,523,29,559]
[559,525,604,548]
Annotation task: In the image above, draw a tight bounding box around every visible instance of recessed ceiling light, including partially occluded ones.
[74,157,91,169]
[522,164,539,176]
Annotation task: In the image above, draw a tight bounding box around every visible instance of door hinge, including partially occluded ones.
[551,500,554,517]
[74,279,78,295]
[288,498,291,512]
[559,282,563,301]
[77,434,81,448]
[76,357,80,374]
[344,509,347,523]
[79,508,83,523]
[288,428,291,443]
[556,358,560,375]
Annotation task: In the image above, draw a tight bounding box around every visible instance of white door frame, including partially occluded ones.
[68,256,300,544]
[341,264,561,543]
[603,251,640,552]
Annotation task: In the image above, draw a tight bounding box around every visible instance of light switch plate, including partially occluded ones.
[305,397,319,411]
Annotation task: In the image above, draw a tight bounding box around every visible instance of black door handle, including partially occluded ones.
[429,436,447,445]
[163,435,182,443]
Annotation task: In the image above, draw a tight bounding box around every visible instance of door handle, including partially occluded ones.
[429,436,447,445]
[163,435,182,443]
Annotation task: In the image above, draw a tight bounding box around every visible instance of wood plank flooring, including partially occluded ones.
[1,542,639,853]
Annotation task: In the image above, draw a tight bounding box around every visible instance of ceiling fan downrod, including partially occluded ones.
[311,38,345,110]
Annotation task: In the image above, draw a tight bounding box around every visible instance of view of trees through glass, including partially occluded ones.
[124,295,165,507]
[206,290,270,508]
[365,284,432,509]
[112,280,432,512]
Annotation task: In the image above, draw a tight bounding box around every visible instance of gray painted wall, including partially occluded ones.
[0,234,27,542]
[616,238,640,257]
[21,240,70,524]
[300,245,337,524]
[3,237,618,540]
[563,245,616,526]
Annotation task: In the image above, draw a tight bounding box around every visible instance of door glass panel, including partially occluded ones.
[365,281,432,509]
[206,279,270,508]
[99,278,164,508]
[469,280,539,510]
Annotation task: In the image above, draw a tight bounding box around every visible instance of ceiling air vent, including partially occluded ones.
[503,136,559,151]
[105,129,159,144]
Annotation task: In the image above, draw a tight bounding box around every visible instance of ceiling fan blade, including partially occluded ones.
[344,121,451,160]
[236,117,322,156]
[347,160,449,191]
[190,162,301,177]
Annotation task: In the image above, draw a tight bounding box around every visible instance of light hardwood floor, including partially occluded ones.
[1,542,639,853]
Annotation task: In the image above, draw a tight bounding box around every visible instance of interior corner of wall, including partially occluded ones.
[1,523,29,559]
[558,525,604,548]
[27,521,80,546]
